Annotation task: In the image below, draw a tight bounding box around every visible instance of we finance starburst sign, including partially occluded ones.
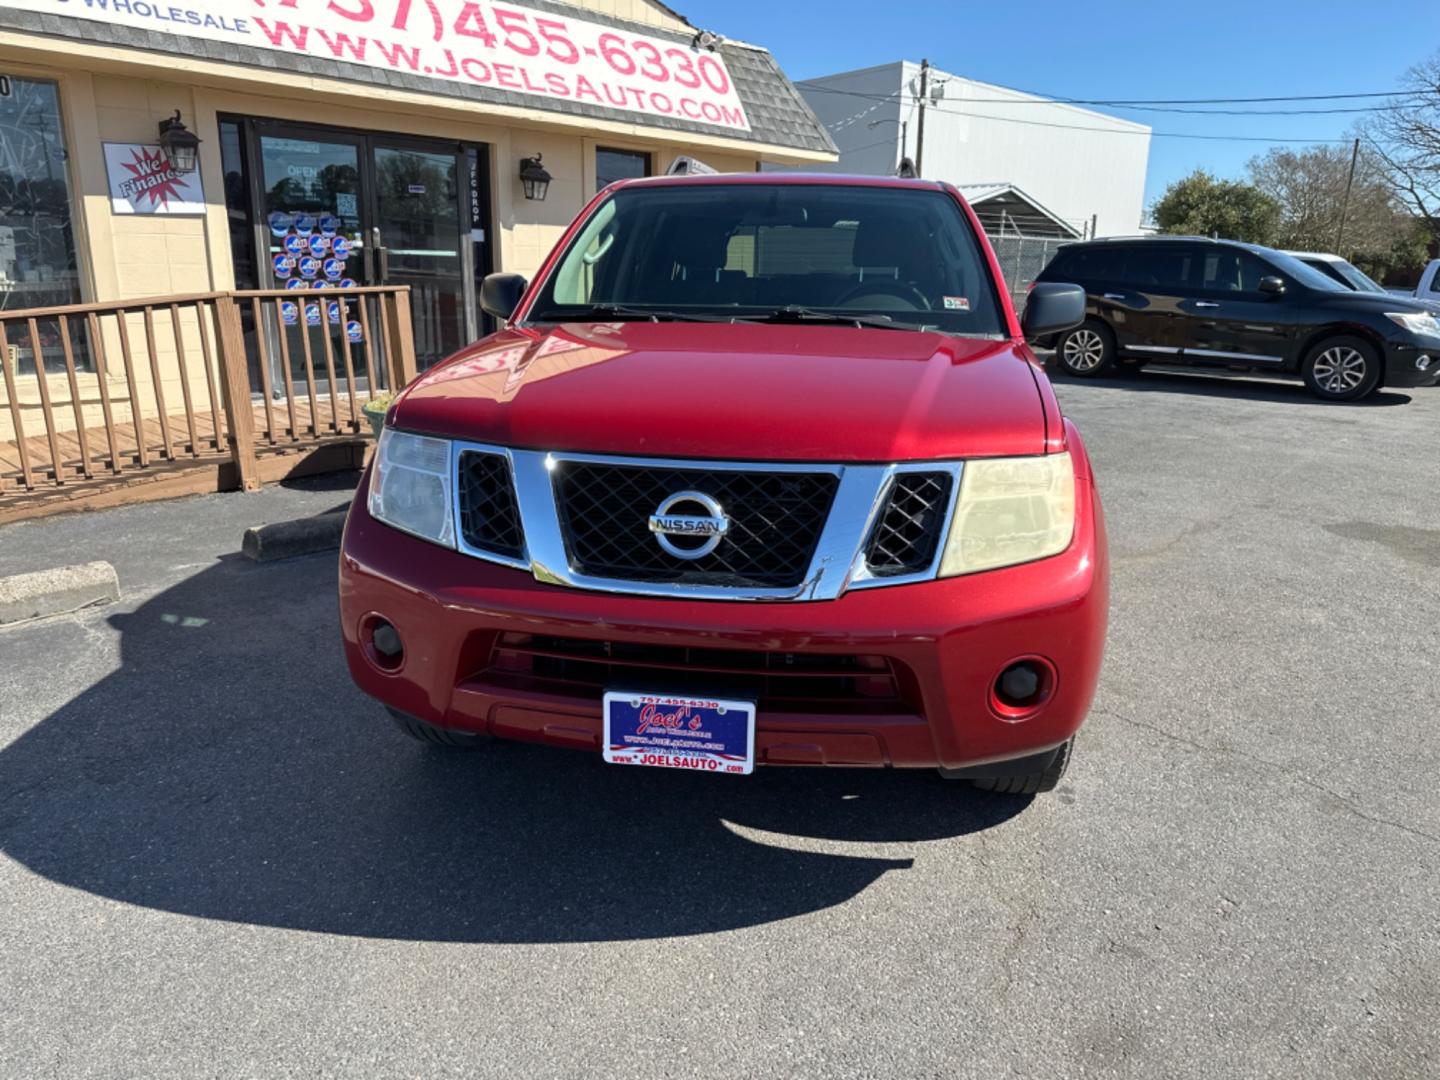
[103,144,205,216]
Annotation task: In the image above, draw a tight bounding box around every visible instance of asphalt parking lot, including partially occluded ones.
[1,364,1437,1079]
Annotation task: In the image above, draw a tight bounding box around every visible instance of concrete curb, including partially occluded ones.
[0,561,121,626]
[242,510,347,563]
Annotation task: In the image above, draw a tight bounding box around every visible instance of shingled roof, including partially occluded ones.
[0,1,836,157]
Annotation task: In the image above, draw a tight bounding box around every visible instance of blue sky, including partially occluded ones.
[684,0,1440,211]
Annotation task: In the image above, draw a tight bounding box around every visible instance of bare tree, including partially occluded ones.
[1359,52,1440,243]
[1247,144,1421,266]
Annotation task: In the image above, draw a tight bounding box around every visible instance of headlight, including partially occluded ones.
[939,452,1075,576]
[368,428,455,547]
[1384,311,1440,335]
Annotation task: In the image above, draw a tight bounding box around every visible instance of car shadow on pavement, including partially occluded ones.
[1044,363,1414,407]
[0,552,1027,944]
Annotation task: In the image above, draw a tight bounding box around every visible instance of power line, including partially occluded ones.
[1040,90,1420,105]
[1086,102,1417,117]
[798,84,1368,143]
[839,136,905,155]
[793,81,1420,107]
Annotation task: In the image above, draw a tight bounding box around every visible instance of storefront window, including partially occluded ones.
[0,76,81,314]
[260,135,362,234]
[596,148,650,192]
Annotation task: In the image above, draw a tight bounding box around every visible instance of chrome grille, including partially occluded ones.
[863,472,954,576]
[457,450,524,559]
[552,461,839,588]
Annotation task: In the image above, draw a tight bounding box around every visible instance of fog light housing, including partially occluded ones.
[363,616,405,672]
[1000,664,1040,703]
[990,657,1057,721]
[1417,355,1432,371]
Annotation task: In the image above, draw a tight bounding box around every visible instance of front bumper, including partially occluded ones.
[1383,338,1440,387]
[338,465,1108,772]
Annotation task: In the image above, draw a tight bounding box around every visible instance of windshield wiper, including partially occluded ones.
[746,305,928,331]
[529,303,737,323]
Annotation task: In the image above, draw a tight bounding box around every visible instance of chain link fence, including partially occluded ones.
[988,235,1074,310]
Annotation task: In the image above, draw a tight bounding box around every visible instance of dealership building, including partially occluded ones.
[0,0,835,364]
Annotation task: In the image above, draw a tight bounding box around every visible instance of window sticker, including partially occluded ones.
[943,296,971,311]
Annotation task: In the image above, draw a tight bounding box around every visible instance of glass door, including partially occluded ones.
[371,144,468,369]
[234,118,485,398]
[257,131,368,400]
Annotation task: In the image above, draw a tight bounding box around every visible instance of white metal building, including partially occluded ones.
[797,61,1151,240]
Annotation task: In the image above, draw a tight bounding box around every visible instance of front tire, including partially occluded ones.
[1302,336,1381,401]
[939,738,1073,795]
[386,707,491,748]
[1055,321,1115,377]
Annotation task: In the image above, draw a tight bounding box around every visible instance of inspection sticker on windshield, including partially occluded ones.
[943,296,971,311]
[603,692,755,775]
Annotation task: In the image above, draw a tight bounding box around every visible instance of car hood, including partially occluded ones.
[1316,290,1434,316]
[1405,295,1440,315]
[390,322,1048,461]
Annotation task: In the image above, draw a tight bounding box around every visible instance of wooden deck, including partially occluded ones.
[0,286,416,524]
[0,396,372,524]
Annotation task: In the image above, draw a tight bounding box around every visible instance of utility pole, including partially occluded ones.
[914,58,929,178]
[1335,137,1360,253]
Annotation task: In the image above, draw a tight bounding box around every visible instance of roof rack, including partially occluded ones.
[1087,234,1230,243]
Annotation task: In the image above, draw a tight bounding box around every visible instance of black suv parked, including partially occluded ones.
[1034,237,1440,401]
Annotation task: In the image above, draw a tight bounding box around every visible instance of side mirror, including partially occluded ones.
[480,272,529,321]
[1022,282,1087,338]
[1258,275,1286,296]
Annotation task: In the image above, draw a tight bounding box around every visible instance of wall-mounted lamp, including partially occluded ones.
[157,110,202,174]
[519,154,552,201]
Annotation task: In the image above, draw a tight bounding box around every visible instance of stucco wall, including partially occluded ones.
[93,76,214,300]
[582,0,691,32]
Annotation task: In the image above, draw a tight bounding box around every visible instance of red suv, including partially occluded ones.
[339,174,1107,796]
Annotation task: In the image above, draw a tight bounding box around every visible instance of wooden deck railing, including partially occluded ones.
[0,286,418,522]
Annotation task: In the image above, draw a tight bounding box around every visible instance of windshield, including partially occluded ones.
[527,183,1006,336]
[1330,259,1387,293]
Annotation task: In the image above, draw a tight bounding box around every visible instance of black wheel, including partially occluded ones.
[1055,321,1115,377]
[386,707,490,748]
[1301,335,1381,401]
[946,738,1073,795]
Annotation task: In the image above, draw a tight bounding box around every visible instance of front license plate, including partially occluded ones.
[602,691,756,775]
